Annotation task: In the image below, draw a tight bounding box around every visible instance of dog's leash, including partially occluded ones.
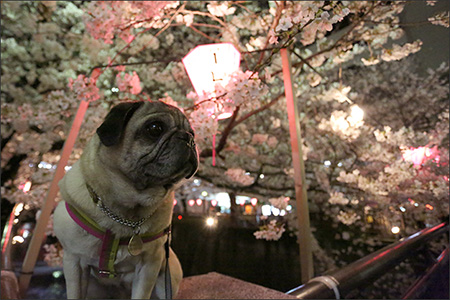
[164,230,172,300]
[65,202,173,298]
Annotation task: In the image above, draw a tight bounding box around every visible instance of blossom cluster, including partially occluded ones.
[269,196,290,210]
[251,134,278,148]
[269,1,350,45]
[84,1,176,44]
[318,108,364,141]
[224,168,254,186]
[68,75,101,102]
[187,101,219,150]
[328,191,350,205]
[428,11,450,28]
[336,210,361,226]
[207,1,236,17]
[43,244,64,267]
[116,71,142,95]
[254,220,286,241]
[213,70,267,112]
[380,40,423,62]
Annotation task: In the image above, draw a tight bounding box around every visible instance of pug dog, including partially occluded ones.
[53,100,198,299]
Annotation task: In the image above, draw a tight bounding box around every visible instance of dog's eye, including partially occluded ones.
[146,122,164,137]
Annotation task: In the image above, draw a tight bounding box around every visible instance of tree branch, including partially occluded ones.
[88,59,177,76]
[234,92,285,126]
[188,25,222,42]
[199,92,285,159]
[200,106,240,157]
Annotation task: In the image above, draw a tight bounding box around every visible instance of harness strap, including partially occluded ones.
[98,229,120,278]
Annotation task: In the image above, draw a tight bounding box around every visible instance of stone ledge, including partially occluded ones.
[176,272,297,299]
[1,270,20,300]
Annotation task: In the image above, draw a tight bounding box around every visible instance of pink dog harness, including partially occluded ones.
[65,202,170,279]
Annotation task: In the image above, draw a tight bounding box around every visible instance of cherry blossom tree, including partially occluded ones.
[1,1,449,295]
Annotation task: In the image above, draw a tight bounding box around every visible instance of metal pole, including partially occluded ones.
[280,48,314,283]
[287,222,449,299]
[18,100,90,297]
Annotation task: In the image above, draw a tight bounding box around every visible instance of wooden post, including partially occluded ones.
[18,100,90,297]
[280,48,314,283]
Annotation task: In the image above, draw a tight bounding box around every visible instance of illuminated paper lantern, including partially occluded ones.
[182,43,241,101]
[182,43,241,166]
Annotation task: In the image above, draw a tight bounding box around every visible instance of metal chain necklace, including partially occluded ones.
[86,184,153,256]
[96,199,149,231]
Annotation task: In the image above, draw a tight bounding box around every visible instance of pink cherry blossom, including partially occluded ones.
[68,74,101,102]
[116,71,142,95]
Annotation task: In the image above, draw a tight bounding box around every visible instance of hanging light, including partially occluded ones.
[183,43,241,166]
[182,42,241,107]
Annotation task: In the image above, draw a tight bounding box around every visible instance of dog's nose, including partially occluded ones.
[187,134,196,150]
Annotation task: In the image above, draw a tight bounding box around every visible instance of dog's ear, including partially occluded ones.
[97,101,144,147]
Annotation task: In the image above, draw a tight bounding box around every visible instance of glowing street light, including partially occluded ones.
[391,226,401,234]
[205,217,216,227]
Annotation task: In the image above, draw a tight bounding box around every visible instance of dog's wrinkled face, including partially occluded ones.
[97,101,199,190]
